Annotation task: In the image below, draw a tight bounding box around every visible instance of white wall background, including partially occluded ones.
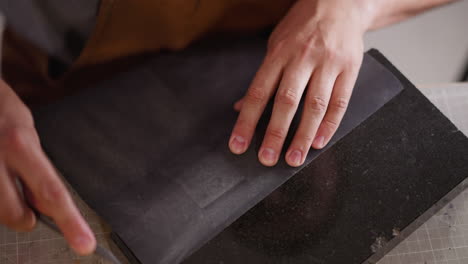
[364,0,468,84]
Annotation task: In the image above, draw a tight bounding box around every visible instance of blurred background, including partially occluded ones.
[364,0,468,84]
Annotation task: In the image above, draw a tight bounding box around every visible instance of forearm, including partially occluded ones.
[366,0,459,30]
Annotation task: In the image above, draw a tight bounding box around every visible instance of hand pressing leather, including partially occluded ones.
[229,0,373,167]
[0,80,96,255]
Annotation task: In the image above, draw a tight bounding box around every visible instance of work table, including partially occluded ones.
[0,83,467,264]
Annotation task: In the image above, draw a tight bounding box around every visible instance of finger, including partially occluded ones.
[233,98,244,112]
[6,129,96,255]
[312,68,358,149]
[229,55,284,154]
[259,58,314,166]
[0,164,36,231]
[285,65,339,167]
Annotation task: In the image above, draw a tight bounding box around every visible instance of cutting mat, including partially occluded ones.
[0,187,129,264]
[0,83,467,264]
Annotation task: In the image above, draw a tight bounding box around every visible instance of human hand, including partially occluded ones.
[229,0,374,167]
[0,80,96,255]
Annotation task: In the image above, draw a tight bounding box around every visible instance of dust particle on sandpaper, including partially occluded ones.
[370,236,388,253]
[392,228,401,237]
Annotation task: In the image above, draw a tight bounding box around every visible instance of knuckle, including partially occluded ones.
[246,86,268,105]
[267,39,287,57]
[299,32,319,49]
[299,37,318,57]
[40,180,67,206]
[296,132,315,145]
[302,134,315,144]
[324,47,347,64]
[267,128,287,141]
[342,55,359,69]
[235,117,256,133]
[306,96,328,113]
[276,88,299,107]
[294,36,320,60]
[324,119,339,130]
[331,97,349,111]
[324,47,339,61]
[4,127,33,154]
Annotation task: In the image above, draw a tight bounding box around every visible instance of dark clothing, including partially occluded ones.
[1,0,294,104]
[0,0,99,65]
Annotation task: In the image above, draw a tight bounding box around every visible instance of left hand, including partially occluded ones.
[229,0,374,167]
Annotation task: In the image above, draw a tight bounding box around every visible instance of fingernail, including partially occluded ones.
[260,148,277,166]
[74,234,95,254]
[230,136,246,154]
[24,210,36,230]
[288,150,302,166]
[313,136,325,149]
[16,210,36,232]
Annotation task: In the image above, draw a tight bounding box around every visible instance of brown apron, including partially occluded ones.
[3,0,294,105]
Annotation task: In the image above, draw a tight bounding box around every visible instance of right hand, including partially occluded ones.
[0,79,96,255]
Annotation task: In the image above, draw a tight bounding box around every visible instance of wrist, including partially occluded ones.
[353,0,385,32]
[305,0,382,35]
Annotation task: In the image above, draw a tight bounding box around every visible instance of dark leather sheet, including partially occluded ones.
[33,37,407,264]
[183,50,468,263]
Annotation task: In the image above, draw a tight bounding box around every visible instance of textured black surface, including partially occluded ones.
[183,50,468,264]
[31,36,468,264]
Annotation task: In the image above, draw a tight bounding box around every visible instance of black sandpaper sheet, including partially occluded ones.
[32,37,468,264]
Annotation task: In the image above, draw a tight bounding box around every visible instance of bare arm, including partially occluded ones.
[368,0,459,30]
